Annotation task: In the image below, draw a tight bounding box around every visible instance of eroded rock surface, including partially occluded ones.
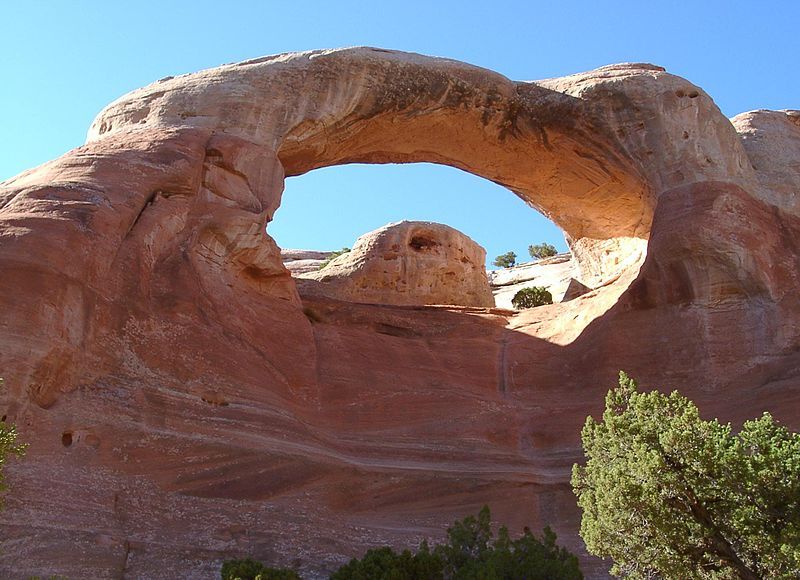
[489,254,576,309]
[0,48,798,579]
[296,221,494,307]
[731,109,800,215]
[282,249,332,274]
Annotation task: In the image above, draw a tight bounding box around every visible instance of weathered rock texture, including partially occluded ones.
[282,249,332,275]
[296,221,494,307]
[0,48,798,579]
[488,254,577,309]
[731,109,800,215]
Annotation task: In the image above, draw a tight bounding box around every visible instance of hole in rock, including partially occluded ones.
[201,396,230,407]
[267,158,649,342]
[61,431,73,447]
[271,163,567,271]
[409,235,439,251]
[270,163,574,310]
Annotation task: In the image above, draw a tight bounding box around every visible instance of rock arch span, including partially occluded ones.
[90,49,654,242]
[0,48,798,578]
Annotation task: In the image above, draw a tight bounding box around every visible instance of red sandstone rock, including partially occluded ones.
[296,221,494,307]
[0,48,798,579]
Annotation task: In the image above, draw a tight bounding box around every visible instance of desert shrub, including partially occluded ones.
[572,372,800,579]
[220,558,300,580]
[0,378,25,510]
[318,247,351,270]
[511,287,553,309]
[332,506,582,580]
[528,243,558,260]
[330,543,442,580]
[492,251,517,268]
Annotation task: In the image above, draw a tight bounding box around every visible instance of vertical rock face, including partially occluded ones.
[0,48,798,579]
[731,109,800,215]
[296,221,495,307]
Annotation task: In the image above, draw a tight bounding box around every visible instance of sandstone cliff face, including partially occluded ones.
[296,221,494,307]
[731,109,800,215]
[0,48,798,579]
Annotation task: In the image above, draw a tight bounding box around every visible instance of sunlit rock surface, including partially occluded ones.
[282,249,332,275]
[296,221,494,307]
[0,48,798,579]
[489,254,576,309]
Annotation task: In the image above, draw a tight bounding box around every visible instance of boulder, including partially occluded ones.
[561,278,592,302]
[296,221,494,307]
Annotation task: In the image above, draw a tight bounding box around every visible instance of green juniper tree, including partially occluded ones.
[492,251,517,269]
[511,287,553,309]
[572,372,800,579]
[528,243,558,260]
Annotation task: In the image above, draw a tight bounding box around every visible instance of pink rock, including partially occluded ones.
[0,48,797,579]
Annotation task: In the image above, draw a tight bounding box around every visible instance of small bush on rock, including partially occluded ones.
[512,287,553,309]
[528,243,558,260]
[220,558,300,580]
[493,251,517,268]
[318,247,351,270]
[0,378,25,510]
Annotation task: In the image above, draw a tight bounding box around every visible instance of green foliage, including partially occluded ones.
[331,505,582,580]
[0,379,26,510]
[329,542,442,580]
[492,251,516,268]
[572,372,800,579]
[220,558,300,580]
[528,243,558,260]
[511,286,553,309]
[319,247,351,270]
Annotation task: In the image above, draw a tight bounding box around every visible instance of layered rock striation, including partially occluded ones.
[0,49,798,579]
[282,249,333,275]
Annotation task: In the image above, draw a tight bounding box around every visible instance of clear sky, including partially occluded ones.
[2,1,797,265]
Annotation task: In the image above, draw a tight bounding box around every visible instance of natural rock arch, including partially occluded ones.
[1,48,798,578]
[90,49,654,243]
[84,48,754,291]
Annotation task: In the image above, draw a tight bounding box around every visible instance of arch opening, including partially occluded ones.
[267,161,648,318]
[263,52,655,301]
[84,47,660,333]
[270,162,568,268]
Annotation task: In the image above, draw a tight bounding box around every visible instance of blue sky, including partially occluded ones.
[2,1,797,265]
